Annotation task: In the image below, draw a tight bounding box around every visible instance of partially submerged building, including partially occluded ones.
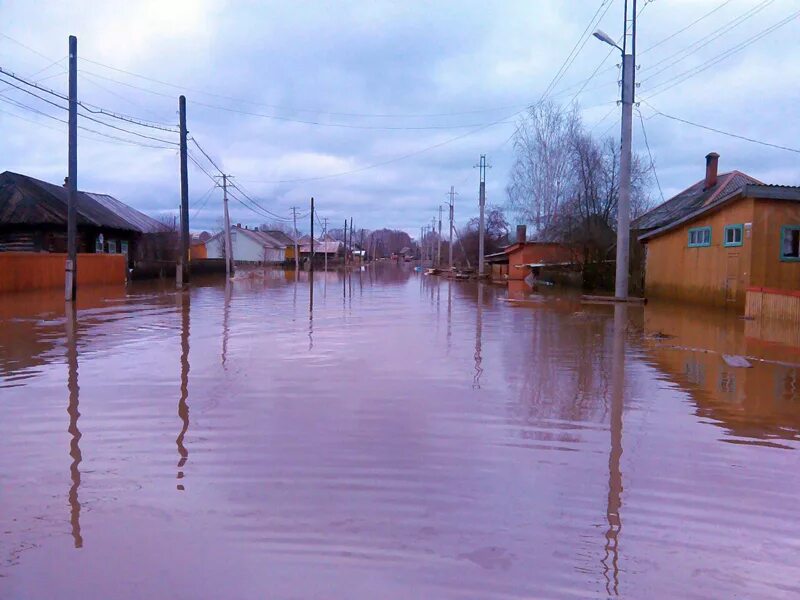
[0,171,172,266]
[634,153,800,320]
[488,225,581,282]
[205,225,293,264]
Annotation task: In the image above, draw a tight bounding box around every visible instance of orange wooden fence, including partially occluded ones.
[0,252,126,293]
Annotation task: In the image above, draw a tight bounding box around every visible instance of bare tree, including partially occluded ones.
[506,100,653,289]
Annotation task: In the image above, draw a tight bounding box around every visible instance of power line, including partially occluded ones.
[641,8,800,98]
[641,101,800,154]
[541,0,616,101]
[636,108,664,202]
[639,0,776,79]
[0,92,176,149]
[639,0,735,55]
[0,71,180,145]
[239,106,528,184]
[0,65,179,131]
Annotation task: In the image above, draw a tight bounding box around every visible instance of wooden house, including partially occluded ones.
[205,225,292,264]
[634,153,800,320]
[489,225,580,282]
[0,171,171,267]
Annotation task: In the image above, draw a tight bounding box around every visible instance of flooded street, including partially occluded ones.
[1,265,799,599]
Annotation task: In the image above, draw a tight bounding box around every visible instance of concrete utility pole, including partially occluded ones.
[65,35,77,302]
[349,217,354,264]
[322,217,329,272]
[359,229,364,265]
[222,174,233,278]
[475,154,489,277]
[292,206,300,272]
[178,95,190,286]
[310,197,315,272]
[448,186,456,270]
[594,0,636,299]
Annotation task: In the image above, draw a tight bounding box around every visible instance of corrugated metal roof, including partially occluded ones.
[0,171,169,233]
[632,171,762,232]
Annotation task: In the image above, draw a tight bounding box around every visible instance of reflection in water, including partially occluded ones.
[3,269,800,599]
[603,304,626,596]
[222,282,231,368]
[65,304,83,549]
[176,293,190,491]
[473,284,483,389]
[308,271,314,351]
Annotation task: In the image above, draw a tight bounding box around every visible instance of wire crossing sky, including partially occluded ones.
[1,0,798,233]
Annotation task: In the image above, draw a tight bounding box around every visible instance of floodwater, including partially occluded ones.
[1,264,799,599]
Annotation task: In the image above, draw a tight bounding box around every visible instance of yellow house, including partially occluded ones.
[634,153,800,320]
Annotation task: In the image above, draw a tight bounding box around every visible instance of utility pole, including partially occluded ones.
[616,0,636,300]
[475,154,489,277]
[310,197,315,273]
[291,206,300,272]
[448,186,456,271]
[350,217,354,265]
[431,217,437,267]
[179,95,190,286]
[343,219,348,267]
[322,217,329,272]
[222,174,233,278]
[359,229,365,265]
[65,35,77,302]
[437,205,442,268]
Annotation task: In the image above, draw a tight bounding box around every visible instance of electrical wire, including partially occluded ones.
[0,92,176,149]
[191,185,218,219]
[641,8,800,98]
[639,0,735,55]
[641,101,800,154]
[0,65,179,131]
[0,72,180,145]
[636,108,664,202]
[639,0,776,78]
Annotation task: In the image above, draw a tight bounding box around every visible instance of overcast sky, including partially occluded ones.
[1,0,798,235]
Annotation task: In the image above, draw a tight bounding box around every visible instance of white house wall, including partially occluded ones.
[206,231,285,263]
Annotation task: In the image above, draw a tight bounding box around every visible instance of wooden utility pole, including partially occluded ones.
[222,174,233,277]
[291,206,300,272]
[343,219,348,267]
[359,229,364,265]
[310,197,315,272]
[322,217,329,272]
[349,217,353,265]
[437,205,442,268]
[65,35,78,302]
[178,95,190,286]
[448,186,456,270]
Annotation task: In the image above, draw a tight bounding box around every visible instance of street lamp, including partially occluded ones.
[593,1,636,301]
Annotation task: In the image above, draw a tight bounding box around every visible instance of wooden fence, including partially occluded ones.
[745,286,800,323]
[0,252,126,293]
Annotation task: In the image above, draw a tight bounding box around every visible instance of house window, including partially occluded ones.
[120,240,129,256]
[106,240,117,254]
[723,224,743,247]
[688,226,711,248]
[781,225,800,261]
[95,236,104,253]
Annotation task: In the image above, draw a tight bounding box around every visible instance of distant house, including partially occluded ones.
[488,225,580,282]
[0,171,171,267]
[205,225,292,264]
[634,153,800,319]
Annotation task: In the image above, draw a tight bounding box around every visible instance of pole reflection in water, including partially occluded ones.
[308,271,314,351]
[446,280,452,354]
[65,303,83,549]
[603,303,626,595]
[222,281,231,369]
[176,293,190,491]
[473,283,483,389]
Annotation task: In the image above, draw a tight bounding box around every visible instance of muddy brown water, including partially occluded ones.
[1,265,799,599]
